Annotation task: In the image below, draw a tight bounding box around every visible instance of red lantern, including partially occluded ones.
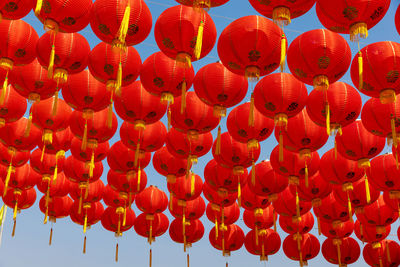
[363,240,400,267]
[351,41,400,103]
[168,195,206,221]
[319,148,365,185]
[272,187,312,219]
[193,62,247,117]
[314,192,353,226]
[70,201,104,228]
[107,169,146,195]
[175,0,229,8]
[227,102,274,148]
[0,143,30,168]
[279,212,314,235]
[306,82,362,134]
[290,172,332,205]
[354,220,390,244]
[140,51,194,104]
[253,73,308,125]
[248,160,288,198]
[107,141,151,174]
[0,163,39,191]
[114,81,167,127]
[316,0,390,41]
[0,117,41,152]
[369,154,400,192]
[10,59,57,102]
[356,195,398,228]
[320,219,354,239]
[244,229,281,261]
[101,206,136,234]
[249,0,315,25]
[134,212,169,241]
[103,185,134,209]
[36,31,90,83]
[0,85,26,126]
[90,0,152,47]
[217,15,285,79]
[287,29,351,90]
[206,202,240,226]
[0,0,34,20]
[169,218,204,247]
[69,179,104,204]
[283,233,320,265]
[37,127,72,155]
[241,185,270,212]
[30,148,64,176]
[39,195,73,221]
[243,205,275,230]
[167,173,203,201]
[36,172,70,198]
[64,155,103,183]
[70,137,108,163]
[135,186,168,214]
[154,5,216,64]
[203,182,238,207]
[152,146,189,182]
[322,237,360,267]
[209,224,244,256]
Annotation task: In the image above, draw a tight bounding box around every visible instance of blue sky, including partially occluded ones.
[1,0,400,267]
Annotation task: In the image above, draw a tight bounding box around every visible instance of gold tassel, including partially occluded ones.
[34,0,43,16]
[347,192,353,223]
[49,227,53,246]
[237,182,241,208]
[255,225,259,246]
[0,72,8,105]
[122,207,127,227]
[48,44,56,79]
[392,118,397,147]
[279,131,283,162]
[134,143,140,168]
[326,103,331,136]
[81,120,88,151]
[13,200,17,221]
[116,2,131,47]
[386,241,392,263]
[107,102,113,129]
[336,242,341,267]
[41,145,46,162]
[53,164,58,183]
[190,173,195,196]
[83,212,88,233]
[24,112,33,137]
[149,220,153,245]
[280,34,286,72]
[215,126,221,155]
[137,167,141,192]
[295,189,300,218]
[78,196,83,214]
[215,216,218,240]
[251,161,255,185]
[317,216,321,235]
[83,236,87,254]
[365,176,371,204]
[11,219,16,237]
[194,21,204,60]
[52,91,59,116]
[89,151,95,178]
[334,139,338,160]
[248,93,255,127]
[116,61,122,96]
[167,107,171,131]
[187,253,189,267]
[304,162,309,188]
[379,258,383,267]
[115,243,119,262]
[149,249,152,267]
[181,79,187,114]
[358,52,363,90]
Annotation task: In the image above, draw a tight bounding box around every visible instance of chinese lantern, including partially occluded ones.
[103,185,134,211]
[154,5,216,66]
[354,220,390,244]
[64,155,103,183]
[279,211,314,235]
[316,0,390,42]
[273,187,312,220]
[306,81,362,135]
[107,169,146,196]
[203,182,238,208]
[140,51,194,105]
[0,19,38,104]
[320,219,354,239]
[244,205,275,231]
[351,41,400,103]
[356,195,398,230]
[134,212,169,243]
[69,179,104,215]
[193,62,247,117]
[167,174,203,201]
[368,153,400,192]
[287,29,351,91]
[10,59,57,102]
[37,127,72,157]
[363,239,400,267]
[70,137,109,164]
[175,0,229,8]
[152,146,189,183]
[283,233,320,267]
[90,0,152,47]
[0,163,39,191]
[314,192,353,228]
[209,224,244,256]
[322,237,361,267]
[217,15,285,80]
[0,143,30,172]
[290,172,332,206]
[30,148,65,182]
[135,186,168,214]
[169,195,206,221]
[0,0,34,20]
[244,229,281,262]
[169,218,204,251]
[0,117,41,152]
[36,172,70,200]
[206,202,240,229]
[240,185,270,212]
[0,85,27,126]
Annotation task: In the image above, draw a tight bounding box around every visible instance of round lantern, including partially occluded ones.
[320,219,354,239]
[0,163,39,191]
[107,141,151,174]
[283,233,320,266]
[363,239,400,267]
[0,0,34,20]
[64,155,103,184]
[107,169,147,195]
[244,229,281,261]
[290,172,332,205]
[167,173,203,201]
[135,186,168,214]
[152,146,189,182]
[70,137,109,163]
[272,187,312,219]
[69,179,104,209]
[203,182,238,208]
[134,212,169,242]
[176,0,229,8]
[0,85,27,126]
[354,220,390,244]
[243,205,275,231]
[356,195,399,229]
[368,153,400,192]
[279,211,314,235]
[209,224,244,256]
[37,127,72,156]
[169,195,206,221]
[322,237,361,267]
[0,117,41,152]
[314,192,353,227]
[169,218,204,250]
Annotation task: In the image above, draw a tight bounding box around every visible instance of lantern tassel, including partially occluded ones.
[215,216,218,240]
[41,145,46,162]
[137,167,141,193]
[115,243,119,262]
[379,258,383,267]
[3,162,13,197]
[49,227,53,246]
[34,0,43,16]
[187,253,189,267]
[123,207,127,227]
[326,103,331,136]
[48,44,56,79]
[386,241,392,263]
[83,212,88,234]
[347,192,353,223]
[215,126,221,155]
[248,93,255,127]
[365,176,371,204]
[134,143,140,168]
[317,216,321,235]
[181,79,186,114]
[279,131,283,162]
[89,151,95,178]
[81,120,88,151]
[273,210,277,232]
[167,107,172,131]
[358,52,363,90]
[107,102,113,129]
[280,34,286,72]
[255,225,259,246]
[0,73,8,105]
[237,182,241,208]
[251,160,255,185]
[194,21,204,60]
[116,61,122,96]
[116,3,131,47]
[24,112,32,137]
[334,139,338,160]
[392,118,397,147]
[83,236,86,254]
[11,219,16,237]
[336,243,341,267]
[190,173,195,196]
[78,196,83,214]
[396,149,399,170]
[304,162,309,188]
[295,189,300,218]
[149,249,152,267]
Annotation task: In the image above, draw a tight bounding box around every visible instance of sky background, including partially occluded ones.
[1,0,400,267]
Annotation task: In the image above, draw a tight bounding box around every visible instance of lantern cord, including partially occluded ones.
[51,89,59,117]
[167,106,172,131]
[273,210,277,232]
[364,175,371,204]
[317,216,321,236]
[78,196,83,214]
[248,93,255,127]
[49,227,53,246]
[334,139,338,160]
[81,119,88,151]
[181,79,187,114]
[325,102,331,136]
[149,248,152,267]
[0,71,8,105]
[83,236,87,254]
[279,130,283,162]
[107,101,113,129]
[11,219,16,237]
[115,243,119,262]
[336,243,341,267]
[386,241,392,263]
[237,182,241,208]
[304,161,309,188]
[187,253,190,267]
[251,160,255,186]
[0,206,7,247]
[392,118,397,148]
[24,112,33,137]
[134,143,140,168]
[116,60,122,96]
[215,126,221,155]
[255,225,259,246]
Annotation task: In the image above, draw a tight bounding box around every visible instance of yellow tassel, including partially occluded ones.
[180,79,187,114]
[237,182,241,207]
[386,241,392,263]
[134,143,140,168]
[358,52,363,90]
[41,145,46,162]
[0,73,8,105]
[149,220,153,244]
[116,61,122,96]
[304,162,309,188]
[194,21,204,60]
[115,243,119,262]
[48,44,56,79]
[11,219,16,237]
[326,103,331,136]
[215,216,218,240]
[251,161,255,185]
[295,189,300,218]
[24,112,33,138]
[392,118,397,147]
[190,173,195,196]
[336,243,341,267]
[279,131,283,162]
[89,151,95,178]
[78,196,83,214]
[53,165,58,183]
[49,227,53,246]
[83,211,88,233]
[248,93,255,127]
[81,120,88,151]
[107,102,113,129]
[34,0,43,16]
[365,176,371,204]
[116,3,131,47]
[3,162,13,197]
[347,192,353,223]
[0,205,4,225]
[52,91,59,116]
[280,34,286,72]
[215,126,221,155]
[137,167,141,192]
[13,200,17,221]
[149,249,152,267]
[122,208,127,227]
[167,107,172,131]
[83,236,87,254]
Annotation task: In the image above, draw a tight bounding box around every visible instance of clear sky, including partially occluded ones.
[1,1,400,267]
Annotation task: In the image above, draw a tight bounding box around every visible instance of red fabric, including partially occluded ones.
[254,73,307,119]
[35,0,92,32]
[0,85,26,124]
[335,120,385,162]
[120,120,166,152]
[0,117,41,152]
[363,240,400,267]
[166,127,212,159]
[37,127,72,154]
[0,143,29,167]
[283,233,320,262]
[3,187,36,210]
[307,82,362,128]
[176,0,229,7]
[169,218,204,245]
[351,41,400,98]
[69,179,104,203]
[241,185,270,212]
[170,91,219,134]
[248,160,287,197]
[154,5,216,61]
[90,0,152,46]
[243,205,274,230]
[203,182,237,207]
[245,229,281,257]
[209,224,244,252]
[204,159,247,193]
[106,141,151,173]
[10,59,57,101]
[354,220,389,243]
[114,81,167,124]
[0,163,39,190]
[134,212,169,238]
[0,0,34,20]
[249,0,315,19]
[368,154,400,191]
[279,211,314,235]
[30,148,64,175]
[36,172,70,197]
[39,195,72,219]
[152,146,189,178]
[316,0,390,34]
[135,185,168,214]
[287,29,351,86]
[290,172,332,202]
[320,220,354,239]
[167,174,203,201]
[193,62,247,109]
[168,195,206,221]
[36,32,90,75]
[322,237,360,266]
[314,193,353,224]
[217,15,284,77]
[31,97,71,132]
[107,169,147,195]
[64,156,103,183]
[141,52,194,98]
[88,42,141,86]
[70,201,104,226]
[101,207,135,233]
[62,70,111,112]
[272,187,312,217]
[102,185,134,208]
[205,202,240,225]
[70,137,109,162]
[356,195,399,227]
[0,19,38,65]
